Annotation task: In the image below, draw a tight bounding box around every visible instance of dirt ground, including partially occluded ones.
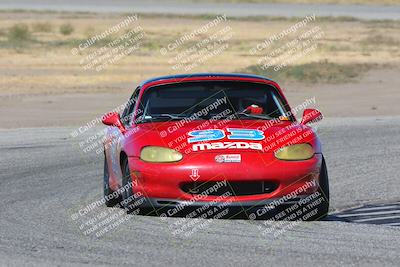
[205,0,400,5]
[0,67,398,128]
[0,11,399,128]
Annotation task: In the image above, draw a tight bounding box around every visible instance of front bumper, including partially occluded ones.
[141,195,316,219]
[128,151,323,204]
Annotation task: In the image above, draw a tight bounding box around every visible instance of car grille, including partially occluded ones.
[180,181,279,196]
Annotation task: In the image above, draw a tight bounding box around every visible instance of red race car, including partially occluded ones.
[102,73,329,220]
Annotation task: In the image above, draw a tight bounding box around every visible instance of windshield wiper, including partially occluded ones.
[140,114,187,122]
[233,112,274,120]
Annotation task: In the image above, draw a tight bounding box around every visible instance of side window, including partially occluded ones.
[121,86,140,127]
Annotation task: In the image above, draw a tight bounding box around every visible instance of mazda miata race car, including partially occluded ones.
[102,73,329,220]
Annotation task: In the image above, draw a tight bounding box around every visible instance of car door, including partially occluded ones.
[107,87,140,189]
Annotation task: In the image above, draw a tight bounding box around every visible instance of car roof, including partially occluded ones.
[140,73,274,86]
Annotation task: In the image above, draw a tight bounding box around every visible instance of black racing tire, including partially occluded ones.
[120,158,154,215]
[103,155,121,207]
[306,156,330,221]
[121,158,136,213]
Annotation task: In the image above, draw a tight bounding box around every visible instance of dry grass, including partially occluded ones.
[0,11,399,95]
[195,0,400,5]
[241,60,375,83]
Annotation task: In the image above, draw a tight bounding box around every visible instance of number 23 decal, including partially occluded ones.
[188,129,265,143]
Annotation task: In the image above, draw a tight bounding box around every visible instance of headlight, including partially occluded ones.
[140,146,183,163]
[274,144,314,161]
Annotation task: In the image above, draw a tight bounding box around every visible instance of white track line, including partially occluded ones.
[386,223,400,226]
[353,215,400,223]
[353,205,400,212]
[335,210,400,218]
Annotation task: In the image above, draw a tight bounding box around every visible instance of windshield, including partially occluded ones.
[137,81,291,123]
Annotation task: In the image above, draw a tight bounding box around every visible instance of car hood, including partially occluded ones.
[126,119,320,155]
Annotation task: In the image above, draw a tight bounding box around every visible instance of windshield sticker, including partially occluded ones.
[215,154,241,163]
[188,129,265,143]
[192,142,262,152]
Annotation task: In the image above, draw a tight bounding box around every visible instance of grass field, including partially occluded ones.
[0,11,399,95]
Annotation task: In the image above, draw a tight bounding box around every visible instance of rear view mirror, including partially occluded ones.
[301,109,323,125]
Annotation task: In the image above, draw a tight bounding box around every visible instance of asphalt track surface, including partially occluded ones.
[1,116,400,266]
[1,0,400,20]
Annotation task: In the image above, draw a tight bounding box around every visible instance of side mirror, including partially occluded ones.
[301,109,323,125]
[102,112,126,133]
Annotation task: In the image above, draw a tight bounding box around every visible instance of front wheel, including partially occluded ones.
[121,158,137,213]
[306,157,330,221]
[103,156,121,207]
